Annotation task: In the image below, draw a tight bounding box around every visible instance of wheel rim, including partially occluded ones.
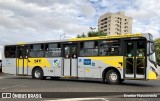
[35,70,41,78]
[109,72,118,82]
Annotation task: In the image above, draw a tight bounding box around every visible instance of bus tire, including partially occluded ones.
[32,68,45,80]
[105,69,120,85]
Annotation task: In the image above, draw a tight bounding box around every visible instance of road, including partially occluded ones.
[0,73,160,101]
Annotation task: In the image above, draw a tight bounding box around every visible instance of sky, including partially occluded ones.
[0,0,160,52]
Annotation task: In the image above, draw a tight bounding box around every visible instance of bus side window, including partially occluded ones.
[99,40,120,56]
[18,48,23,58]
[127,43,134,57]
[5,46,16,58]
[137,42,145,57]
[29,44,44,57]
[79,41,98,56]
[71,46,77,58]
[45,43,61,57]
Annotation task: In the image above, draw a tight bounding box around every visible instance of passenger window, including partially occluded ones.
[29,44,44,57]
[5,46,16,58]
[45,43,61,57]
[80,41,98,56]
[18,47,23,58]
[72,46,77,58]
[64,46,70,59]
[136,42,145,57]
[99,40,120,56]
[126,42,134,57]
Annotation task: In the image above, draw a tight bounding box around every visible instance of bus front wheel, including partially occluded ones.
[105,69,120,85]
[32,68,45,80]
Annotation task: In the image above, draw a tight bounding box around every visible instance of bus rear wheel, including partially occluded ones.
[105,69,120,85]
[32,68,45,80]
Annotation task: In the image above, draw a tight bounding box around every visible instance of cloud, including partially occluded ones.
[125,0,160,38]
[0,0,96,47]
[80,3,96,18]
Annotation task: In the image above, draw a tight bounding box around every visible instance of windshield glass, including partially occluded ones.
[149,34,153,41]
[149,34,156,64]
[150,42,155,54]
[149,52,156,62]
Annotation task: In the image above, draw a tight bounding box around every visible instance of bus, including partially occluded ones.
[2,33,158,84]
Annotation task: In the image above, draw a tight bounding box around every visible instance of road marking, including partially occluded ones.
[44,98,108,101]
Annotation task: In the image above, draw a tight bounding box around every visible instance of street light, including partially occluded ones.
[60,34,65,39]
[90,27,96,32]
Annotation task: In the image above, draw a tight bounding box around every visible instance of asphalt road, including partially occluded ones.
[0,73,160,101]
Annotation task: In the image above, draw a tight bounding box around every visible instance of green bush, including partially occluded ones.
[154,38,160,64]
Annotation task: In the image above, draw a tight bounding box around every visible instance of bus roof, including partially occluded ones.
[69,33,143,41]
[5,33,148,46]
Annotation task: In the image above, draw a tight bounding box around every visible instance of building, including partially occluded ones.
[98,11,132,35]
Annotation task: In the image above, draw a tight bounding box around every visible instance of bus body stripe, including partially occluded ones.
[88,56,123,68]
[16,58,51,68]
[28,58,51,68]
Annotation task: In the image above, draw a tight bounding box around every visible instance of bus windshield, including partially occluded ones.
[149,53,156,62]
[149,34,156,65]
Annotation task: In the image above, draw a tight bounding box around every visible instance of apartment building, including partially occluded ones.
[98,11,132,35]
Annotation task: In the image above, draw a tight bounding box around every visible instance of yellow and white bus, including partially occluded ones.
[2,33,158,84]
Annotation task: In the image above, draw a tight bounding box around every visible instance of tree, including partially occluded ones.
[77,33,87,38]
[77,34,81,38]
[81,33,87,38]
[154,38,160,64]
[77,30,106,38]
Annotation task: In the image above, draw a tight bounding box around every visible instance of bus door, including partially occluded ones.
[124,40,146,79]
[17,46,28,75]
[63,44,78,76]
